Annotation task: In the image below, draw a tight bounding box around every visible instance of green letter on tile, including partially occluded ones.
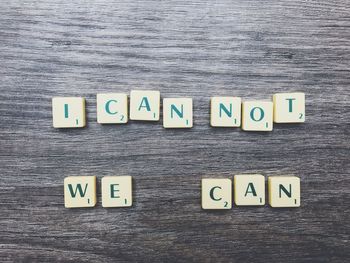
[64,104,69,118]
[279,184,292,198]
[171,104,184,118]
[219,103,232,118]
[110,184,120,198]
[138,97,151,111]
[68,184,88,198]
[105,100,118,115]
[210,186,222,201]
[244,183,257,197]
[250,107,264,122]
[286,98,296,112]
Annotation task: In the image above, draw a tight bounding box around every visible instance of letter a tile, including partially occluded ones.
[130,90,160,121]
[234,174,265,206]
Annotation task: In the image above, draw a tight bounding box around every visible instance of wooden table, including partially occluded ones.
[1,0,349,262]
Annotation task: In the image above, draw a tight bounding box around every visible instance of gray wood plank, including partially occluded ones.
[0,0,349,262]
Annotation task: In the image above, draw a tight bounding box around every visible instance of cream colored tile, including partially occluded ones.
[210,97,241,127]
[201,178,232,209]
[101,176,133,207]
[273,92,305,123]
[52,97,86,128]
[242,101,273,131]
[234,174,265,206]
[163,98,193,128]
[64,176,96,208]
[268,176,300,207]
[130,90,160,121]
[96,93,128,124]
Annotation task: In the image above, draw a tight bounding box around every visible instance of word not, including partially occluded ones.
[52,91,305,131]
[63,174,300,209]
[202,175,300,209]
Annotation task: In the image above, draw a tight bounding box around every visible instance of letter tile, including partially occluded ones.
[130,90,160,121]
[268,176,300,207]
[210,97,242,127]
[52,97,86,128]
[64,176,96,208]
[273,92,305,123]
[163,98,193,128]
[234,174,265,206]
[242,101,273,131]
[96,93,128,124]
[202,178,232,209]
[101,176,133,207]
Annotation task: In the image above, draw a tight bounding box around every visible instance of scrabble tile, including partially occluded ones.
[163,98,193,128]
[234,174,265,206]
[130,90,160,121]
[96,93,128,124]
[210,97,241,127]
[273,92,305,123]
[52,97,86,128]
[268,176,300,207]
[201,178,232,209]
[101,176,133,208]
[64,176,96,208]
[242,101,273,131]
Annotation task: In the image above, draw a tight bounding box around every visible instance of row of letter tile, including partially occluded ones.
[202,175,300,209]
[64,175,300,209]
[52,91,305,130]
[64,176,132,208]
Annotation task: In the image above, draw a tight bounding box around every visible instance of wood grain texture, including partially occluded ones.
[0,0,349,262]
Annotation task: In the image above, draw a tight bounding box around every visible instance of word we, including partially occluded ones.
[52,91,305,131]
[64,176,132,208]
[64,174,300,209]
